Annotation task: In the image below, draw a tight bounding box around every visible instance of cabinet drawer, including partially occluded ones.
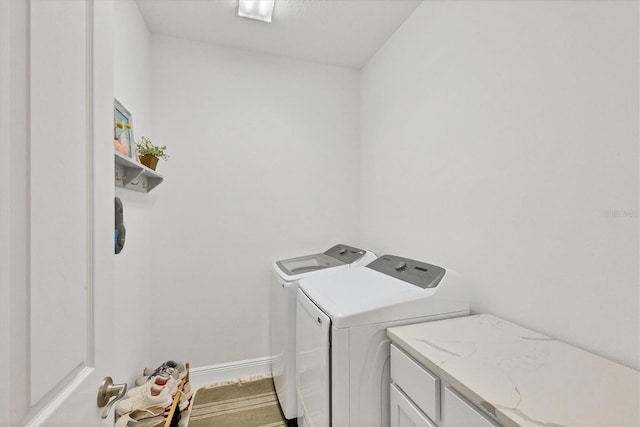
[442,386,499,427]
[391,384,437,427]
[390,344,440,423]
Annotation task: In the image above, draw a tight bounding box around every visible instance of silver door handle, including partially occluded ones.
[97,377,127,419]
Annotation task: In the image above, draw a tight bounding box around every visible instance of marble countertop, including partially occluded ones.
[387,314,639,427]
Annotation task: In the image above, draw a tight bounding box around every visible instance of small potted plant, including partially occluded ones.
[136,136,169,171]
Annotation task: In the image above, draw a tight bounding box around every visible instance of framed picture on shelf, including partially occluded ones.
[113,99,136,160]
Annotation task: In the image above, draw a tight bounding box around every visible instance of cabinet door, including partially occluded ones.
[441,386,499,427]
[391,344,440,422]
[391,384,437,427]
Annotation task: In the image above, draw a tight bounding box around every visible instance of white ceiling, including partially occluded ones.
[135,0,422,69]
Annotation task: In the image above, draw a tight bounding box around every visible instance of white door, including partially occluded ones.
[0,0,118,425]
[296,290,331,427]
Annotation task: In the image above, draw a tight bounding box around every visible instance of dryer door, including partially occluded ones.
[296,289,331,427]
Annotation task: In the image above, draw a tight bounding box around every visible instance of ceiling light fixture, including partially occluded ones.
[238,0,275,23]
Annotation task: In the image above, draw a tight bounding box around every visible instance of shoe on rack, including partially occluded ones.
[178,382,192,402]
[136,361,177,386]
[126,415,167,427]
[127,374,179,399]
[129,407,166,420]
[177,387,192,413]
[135,361,186,386]
[169,362,187,381]
[116,415,166,427]
[115,386,173,418]
[115,406,166,427]
[141,360,179,377]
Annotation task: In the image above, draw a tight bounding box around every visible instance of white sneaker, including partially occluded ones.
[136,361,178,383]
[115,387,173,417]
[176,382,193,412]
[115,406,166,427]
[127,374,179,399]
[135,362,186,386]
[179,382,192,401]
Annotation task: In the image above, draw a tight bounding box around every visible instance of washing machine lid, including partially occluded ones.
[273,244,374,281]
[275,253,345,277]
[298,255,469,328]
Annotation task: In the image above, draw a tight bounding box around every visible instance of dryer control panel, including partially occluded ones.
[324,244,367,264]
[366,255,446,289]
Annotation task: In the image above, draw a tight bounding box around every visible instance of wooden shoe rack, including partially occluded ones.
[163,362,190,427]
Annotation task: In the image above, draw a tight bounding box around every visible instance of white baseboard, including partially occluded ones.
[189,356,273,389]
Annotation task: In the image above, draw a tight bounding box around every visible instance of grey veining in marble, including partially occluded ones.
[388,314,640,427]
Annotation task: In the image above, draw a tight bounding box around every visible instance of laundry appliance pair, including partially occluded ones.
[270,244,377,425]
[271,246,469,427]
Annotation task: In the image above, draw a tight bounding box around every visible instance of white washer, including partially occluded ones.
[271,244,377,424]
[295,255,469,427]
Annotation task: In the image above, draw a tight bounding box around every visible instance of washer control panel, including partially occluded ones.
[324,244,367,264]
[366,255,446,289]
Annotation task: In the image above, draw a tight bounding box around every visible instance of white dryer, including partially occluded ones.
[295,255,469,427]
[271,244,377,424]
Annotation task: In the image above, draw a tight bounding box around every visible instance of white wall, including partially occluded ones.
[113,0,155,376]
[148,35,361,367]
[360,0,639,369]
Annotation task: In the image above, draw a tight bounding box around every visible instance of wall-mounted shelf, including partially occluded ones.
[114,152,164,193]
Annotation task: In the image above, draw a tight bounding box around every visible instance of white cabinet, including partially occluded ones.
[390,344,499,427]
[441,386,498,427]
[391,384,437,427]
[390,344,440,423]
[388,315,640,427]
